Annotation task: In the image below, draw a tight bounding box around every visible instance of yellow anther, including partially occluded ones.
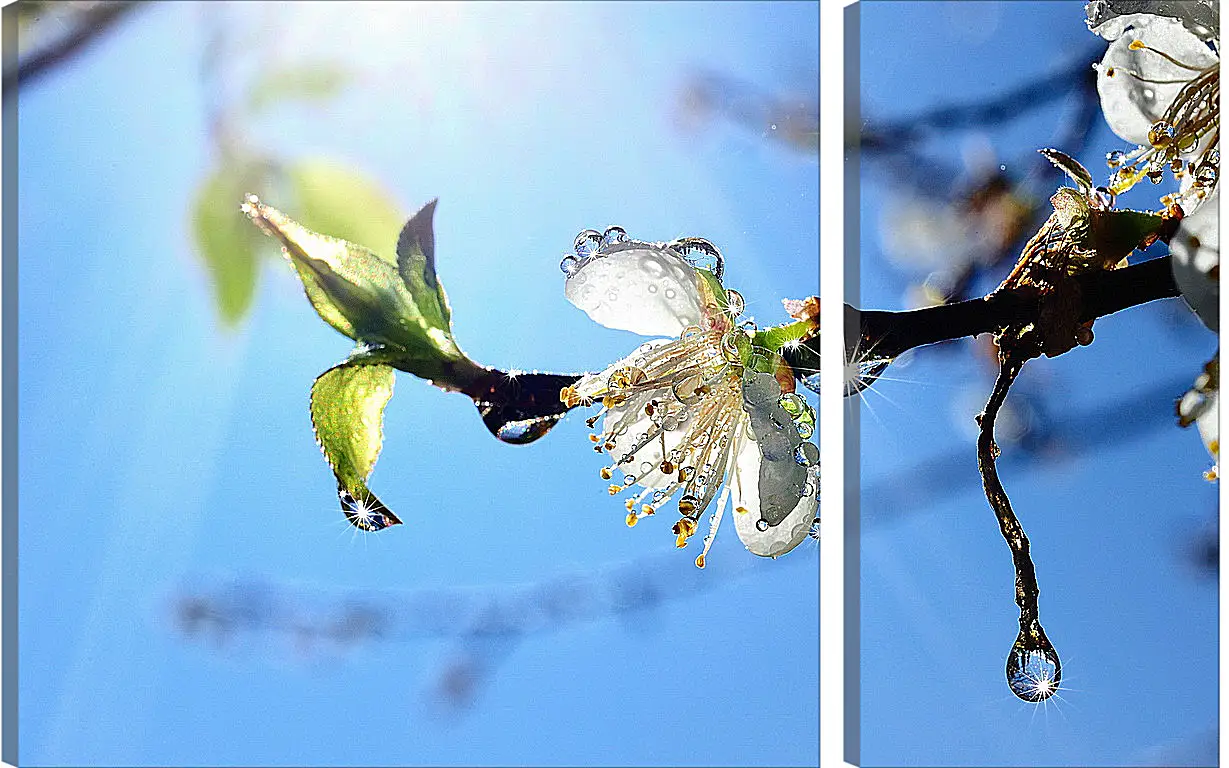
[608,484,623,496]
[589,434,600,443]
[1129,39,1146,50]
[626,511,639,527]
[660,460,675,474]
[672,517,698,538]
[600,467,613,480]
[694,553,706,569]
[675,533,689,548]
[641,504,656,516]
[735,506,749,515]
[625,498,636,511]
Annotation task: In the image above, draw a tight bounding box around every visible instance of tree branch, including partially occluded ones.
[4,1,142,96]
[847,255,1182,362]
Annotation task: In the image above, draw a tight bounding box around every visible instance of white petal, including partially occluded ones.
[565,242,705,336]
[1095,16,1217,145]
[730,433,819,557]
[1170,191,1219,331]
[1088,4,1218,44]
[1196,387,1219,464]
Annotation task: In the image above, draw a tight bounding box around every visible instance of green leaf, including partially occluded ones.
[1039,148,1094,194]
[395,199,460,354]
[242,196,457,353]
[310,360,402,531]
[752,319,815,357]
[287,161,404,264]
[192,161,271,326]
[246,63,350,115]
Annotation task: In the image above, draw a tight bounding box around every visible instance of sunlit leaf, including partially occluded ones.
[192,160,271,326]
[246,63,351,115]
[310,360,402,531]
[287,161,404,263]
[242,196,453,353]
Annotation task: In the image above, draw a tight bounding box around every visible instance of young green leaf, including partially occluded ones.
[287,161,404,263]
[310,360,402,530]
[246,63,351,115]
[242,196,453,353]
[192,161,271,325]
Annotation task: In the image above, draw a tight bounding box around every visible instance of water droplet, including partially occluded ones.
[669,237,724,281]
[1195,164,1217,186]
[794,442,819,466]
[1105,149,1124,168]
[801,373,821,395]
[725,289,746,317]
[606,289,620,302]
[560,254,580,275]
[721,330,750,363]
[755,519,769,531]
[808,517,821,540]
[1205,148,1220,166]
[664,288,677,300]
[601,226,628,246]
[1169,158,1185,174]
[844,357,893,397]
[1141,87,1155,102]
[1006,642,1062,703]
[573,229,603,259]
[640,461,653,473]
[647,284,658,293]
[778,393,806,416]
[1148,121,1176,147]
[495,416,560,444]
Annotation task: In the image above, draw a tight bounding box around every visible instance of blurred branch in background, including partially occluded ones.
[674,69,818,156]
[859,46,1103,307]
[168,550,806,713]
[4,0,143,96]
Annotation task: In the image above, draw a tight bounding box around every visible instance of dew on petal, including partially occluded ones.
[794,442,819,467]
[725,289,746,317]
[574,229,604,259]
[601,226,628,246]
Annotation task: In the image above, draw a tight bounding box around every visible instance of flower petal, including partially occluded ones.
[1170,191,1219,331]
[730,373,818,557]
[1095,15,1217,145]
[730,432,819,557]
[565,242,705,336]
[1088,2,1218,44]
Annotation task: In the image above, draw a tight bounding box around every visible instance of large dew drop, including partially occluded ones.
[1006,642,1062,703]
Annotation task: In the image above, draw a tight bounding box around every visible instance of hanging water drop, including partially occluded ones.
[1006,640,1062,703]
[1148,121,1176,147]
[1195,164,1217,186]
[801,372,821,395]
[560,254,580,275]
[844,357,893,396]
[1105,149,1124,168]
[755,519,769,531]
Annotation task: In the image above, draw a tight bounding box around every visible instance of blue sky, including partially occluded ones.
[855,3,1217,766]
[16,2,818,766]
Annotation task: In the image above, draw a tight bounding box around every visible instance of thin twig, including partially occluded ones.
[4,1,142,96]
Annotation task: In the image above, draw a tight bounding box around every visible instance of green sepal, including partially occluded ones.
[1091,208,1166,264]
[310,359,402,531]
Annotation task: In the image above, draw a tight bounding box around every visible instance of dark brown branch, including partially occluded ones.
[849,255,1182,362]
[4,1,142,96]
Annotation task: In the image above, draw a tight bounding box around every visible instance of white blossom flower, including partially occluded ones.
[1169,190,1219,330]
[1091,5,1219,211]
[559,229,819,566]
